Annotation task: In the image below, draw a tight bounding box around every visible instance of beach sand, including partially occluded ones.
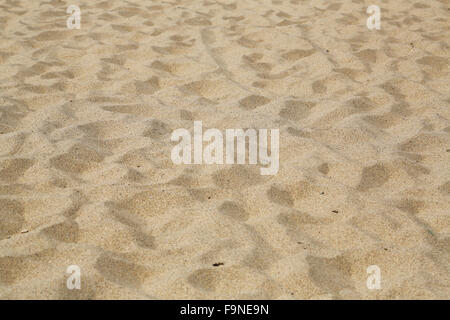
[0,0,449,299]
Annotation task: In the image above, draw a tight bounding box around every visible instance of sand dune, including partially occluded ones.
[0,0,449,299]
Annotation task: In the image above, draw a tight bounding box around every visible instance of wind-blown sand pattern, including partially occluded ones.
[0,0,449,299]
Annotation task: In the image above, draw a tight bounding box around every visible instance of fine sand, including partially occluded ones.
[0,0,449,299]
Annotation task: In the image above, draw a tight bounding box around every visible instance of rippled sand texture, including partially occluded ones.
[0,0,449,299]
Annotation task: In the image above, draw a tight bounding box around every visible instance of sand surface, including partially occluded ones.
[0,0,449,299]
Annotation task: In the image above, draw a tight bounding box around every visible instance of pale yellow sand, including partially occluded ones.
[0,0,449,299]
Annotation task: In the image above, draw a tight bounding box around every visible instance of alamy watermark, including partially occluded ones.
[67,5,81,29]
[170,121,279,175]
[366,5,381,30]
[66,265,81,290]
[366,265,381,290]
